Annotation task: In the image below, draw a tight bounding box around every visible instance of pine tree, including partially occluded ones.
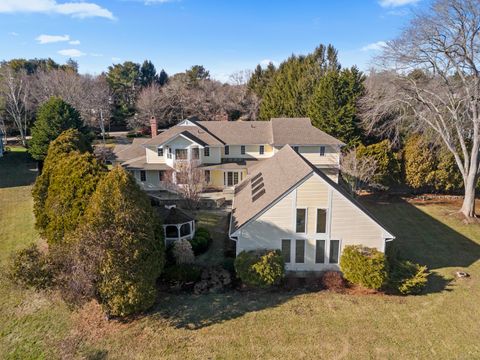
[29,97,87,161]
[140,60,158,87]
[82,166,164,316]
[307,67,365,146]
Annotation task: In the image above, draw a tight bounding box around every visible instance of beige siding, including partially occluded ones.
[222,144,274,160]
[235,173,388,272]
[202,146,221,164]
[298,145,339,166]
[330,192,383,249]
[146,147,165,164]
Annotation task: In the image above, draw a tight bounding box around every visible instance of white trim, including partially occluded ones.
[281,239,292,264]
[314,207,328,235]
[156,133,206,148]
[314,239,326,264]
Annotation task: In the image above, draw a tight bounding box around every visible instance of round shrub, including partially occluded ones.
[172,239,195,264]
[189,228,212,255]
[10,244,53,289]
[234,250,285,288]
[163,264,202,283]
[340,245,388,290]
[321,271,346,292]
[389,260,429,295]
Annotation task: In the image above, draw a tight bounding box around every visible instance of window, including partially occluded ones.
[159,170,165,182]
[293,146,299,153]
[157,147,164,157]
[329,240,340,264]
[295,239,305,263]
[259,145,264,155]
[175,149,188,160]
[192,147,199,160]
[140,170,146,182]
[224,145,230,155]
[240,145,246,155]
[296,208,307,233]
[320,146,325,156]
[205,170,210,183]
[167,147,172,159]
[281,239,291,263]
[204,147,210,157]
[316,209,327,233]
[180,223,191,237]
[315,240,325,263]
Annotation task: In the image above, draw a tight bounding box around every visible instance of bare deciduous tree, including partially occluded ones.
[361,0,480,218]
[340,148,380,195]
[130,83,164,130]
[0,67,32,146]
[164,159,206,209]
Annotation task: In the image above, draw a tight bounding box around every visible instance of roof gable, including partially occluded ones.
[230,145,394,239]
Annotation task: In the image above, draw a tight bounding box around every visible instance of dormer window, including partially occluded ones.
[225,145,230,155]
[320,146,325,156]
[240,145,246,155]
[157,147,164,157]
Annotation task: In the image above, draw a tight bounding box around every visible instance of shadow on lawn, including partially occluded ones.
[0,149,37,188]
[151,289,301,330]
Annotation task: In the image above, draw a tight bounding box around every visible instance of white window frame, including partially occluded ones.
[295,239,306,264]
[204,146,210,157]
[281,239,292,264]
[240,145,246,155]
[259,145,265,155]
[328,239,342,264]
[319,146,326,156]
[315,207,328,234]
[315,239,326,264]
[191,147,200,160]
[157,147,164,157]
[224,145,230,155]
[295,207,307,234]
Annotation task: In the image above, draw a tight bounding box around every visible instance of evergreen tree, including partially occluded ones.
[258,44,341,120]
[32,129,93,233]
[29,97,87,161]
[185,65,210,86]
[247,63,276,98]
[403,135,437,190]
[357,140,401,186]
[307,67,365,146]
[82,166,164,316]
[140,60,158,87]
[158,69,169,86]
[106,61,141,125]
[42,152,105,244]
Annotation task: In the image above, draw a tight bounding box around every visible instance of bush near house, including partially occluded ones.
[234,250,285,288]
[321,271,346,292]
[389,260,429,295]
[340,245,388,290]
[10,244,54,289]
[172,239,195,264]
[189,227,212,255]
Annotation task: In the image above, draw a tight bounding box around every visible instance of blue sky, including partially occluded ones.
[0,0,427,81]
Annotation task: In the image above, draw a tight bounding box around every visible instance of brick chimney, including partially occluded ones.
[150,116,158,137]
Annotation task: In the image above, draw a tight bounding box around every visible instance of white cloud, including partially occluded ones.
[0,0,115,20]
[69,39,80,45]
[9,31,19,36]
[111,57,122,62]
[361,41,387,51]
[379,0,419,8]
[36,34,70,44]
[58,48,86,57]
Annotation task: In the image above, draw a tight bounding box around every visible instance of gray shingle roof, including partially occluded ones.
[271,118,345,146]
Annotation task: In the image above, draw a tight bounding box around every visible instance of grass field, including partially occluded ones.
[1,148,480,359]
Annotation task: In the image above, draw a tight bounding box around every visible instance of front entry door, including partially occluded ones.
[225,171,240,187]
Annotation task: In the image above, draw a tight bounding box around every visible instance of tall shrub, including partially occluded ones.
[403,135,436,190]
[357,140,401,186]
[83,166,165,316]
[234,250,285,288]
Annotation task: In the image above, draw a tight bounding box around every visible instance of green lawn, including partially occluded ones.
[1,148,480,359]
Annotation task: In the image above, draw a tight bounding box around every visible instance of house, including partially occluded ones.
[112,117,345,191]
[229,145,395,272]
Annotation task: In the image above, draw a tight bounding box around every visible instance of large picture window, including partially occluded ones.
[295,239,305,263]
[316,209,327,233]
[329,240,340,264]
[281,239,291,263]
[296,208,306,233]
